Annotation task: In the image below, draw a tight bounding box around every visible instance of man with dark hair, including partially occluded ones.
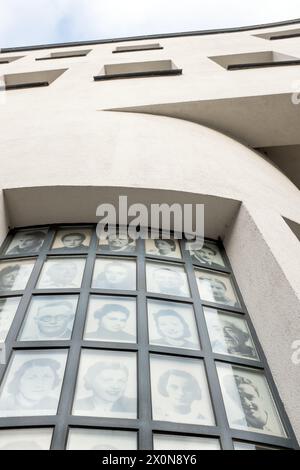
[152,239,177,257]
[190,244,221,266]
[103,233,135,253]
[0,265,21,292]
[86,303,135,341]
[223,374,271,431]
[210,319,256,358]
[6,231,45,255]
[75,362,136,417]
[199,276,238,307]
[58,232,87,250]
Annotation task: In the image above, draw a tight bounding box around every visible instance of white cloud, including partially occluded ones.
[0,0,300,48]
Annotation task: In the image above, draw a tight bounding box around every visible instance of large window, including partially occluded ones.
[0,226,297,450]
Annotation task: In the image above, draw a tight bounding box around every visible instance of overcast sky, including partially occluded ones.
[0,0,300,48]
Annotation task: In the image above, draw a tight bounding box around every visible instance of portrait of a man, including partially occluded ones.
[188,243,225,267]
[149,307,199,349]
[0,351,67,417]
[37,259,85,289]
[204,309,258,360]
[99,233,135,253]
[218,364,285,437]
[5,231,46,256]
[196,272,240,308]
[84,301,136,342]
[92,259,136,291]
[146,263,190,297]
[146,239,181,259]
[52,230,91,251]
[19,297,78,341]
[151,356,214,426]
[0,260,35,293]
[73,354,137,419]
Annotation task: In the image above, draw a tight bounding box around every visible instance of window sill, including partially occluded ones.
[112,47,164,53]
[227,60,300,70]
[94,69,182,81]
[36,54,88,61]
[3,81,49,90]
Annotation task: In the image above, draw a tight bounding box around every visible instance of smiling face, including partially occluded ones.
[36,304,73,337]
[19,366,56,402]
[62,234,85,248]
[101,311,128,333]
[165,374,195,409]
[92,368,128,403]
[196,246,215,263]
[238,383,267,429]
[157,315,184,340]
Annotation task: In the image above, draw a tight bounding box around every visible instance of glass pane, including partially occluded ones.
[0,259,35,292]
[19,295,78,341]
[0,349,68,417]
[153,434,220,450]
[146,239,181,259]
[72,350,137,419]
[0,428,53,450]
[36,258,86,289]
[99,232,136,254]
[147,299,200,350]
[150,354,215,426]
[195,270,240,308]
[217,363,286,437]
[146,262,190,297]
[5,230,47,256]
[52,229,92,251]
[67,428,137,450]
[0,297,21,342]
[84,295,136,343]
[187,241,225,268]
[92,258,136,291]
[204,307,259,360]
[234,441,278,450]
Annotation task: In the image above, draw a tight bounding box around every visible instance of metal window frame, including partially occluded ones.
[0,225,298,450]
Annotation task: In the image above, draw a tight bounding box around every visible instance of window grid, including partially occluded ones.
[0,225,298,450]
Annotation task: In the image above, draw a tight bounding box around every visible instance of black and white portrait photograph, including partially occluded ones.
[153,434,220,450]
[146,262,190,297]
[0,297,21,342]
[150,355,215,426]
[187,241,225,268]
[99,232,136,254]
[204,308,259,360]
[217,363,286,437]
[147,299,200,350]
[146,238,181,259]
[0,350,68,417]
[92,258,136,291]
[36,258,86,289]
[0,428,53,450]
[67,428,137,450]
[72,350,137,419]
[84,295,136,343]
[19,295,78,341]
[195,270,240,308]
[52,229,91,251]
[0,259,35,293]
[4,230,47,256]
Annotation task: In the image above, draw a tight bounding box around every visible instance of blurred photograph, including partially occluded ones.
[150,355,215,426]
[146,262,190,297]
[67,428,137,450]
[0,260,35,293]
[146,238,181,259]
[99,232,136,253]
[92,258,136,291]
[0,350,68,417]
[0,428,53,450]
[187,241,225,268]
[19,295,78,341]
[204,308,259,360]
[52,229,91,251]
[0,297,21,342]
[153,434,220,450]
[84,295,136,343]
[73,350,137,419]
[5,230,47,256]
[148,299,200,350]
[217,363,286,437]
[195,271,240,308]
[37,258,86,289]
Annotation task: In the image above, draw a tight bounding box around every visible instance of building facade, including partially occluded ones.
[0,19,300,450]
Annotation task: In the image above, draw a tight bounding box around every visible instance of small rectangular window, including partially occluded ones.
[113,43,163,53]
[0,56,24,65]
[254,28,300,41]
[36,49,91,61]
[209,51,300,70]
[94,59,182,81]
[1,69,67,90]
